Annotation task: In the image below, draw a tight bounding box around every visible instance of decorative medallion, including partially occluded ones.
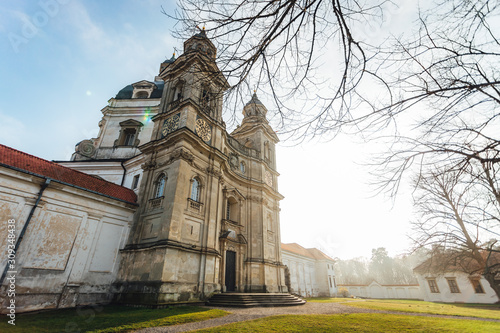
[265,170,273,186]
[76,139,95,157]
[161,113,180,137]
[195,118,211,142]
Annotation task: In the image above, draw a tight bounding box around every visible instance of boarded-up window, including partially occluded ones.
[89,222,123,272]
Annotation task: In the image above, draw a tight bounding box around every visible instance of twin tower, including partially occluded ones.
[72,30,287,304]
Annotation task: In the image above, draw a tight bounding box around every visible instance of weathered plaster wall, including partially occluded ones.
[0,168,135,313]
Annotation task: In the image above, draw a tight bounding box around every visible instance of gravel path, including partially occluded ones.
[135,301,500,333]
[135,301,389,333]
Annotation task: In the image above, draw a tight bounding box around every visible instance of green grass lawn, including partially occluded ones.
[307,298,500,319]
[0,305,227,333]
[307,297,358,303]
[193,313,500,332]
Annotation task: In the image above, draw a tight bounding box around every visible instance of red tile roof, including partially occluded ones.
[281,243,335,261]
[0,144,137,204]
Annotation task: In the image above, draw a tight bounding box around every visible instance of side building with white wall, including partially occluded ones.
[0,144,137,313]
[281,243,336,297]
[414,255,499,304]
[339,281,421,300]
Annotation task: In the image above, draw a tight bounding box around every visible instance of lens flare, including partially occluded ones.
[143,107,151,123]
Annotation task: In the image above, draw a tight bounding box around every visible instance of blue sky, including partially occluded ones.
[1,0,178,159]
[1,0,415,259]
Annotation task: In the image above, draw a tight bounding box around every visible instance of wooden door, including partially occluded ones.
[225,250,236,292]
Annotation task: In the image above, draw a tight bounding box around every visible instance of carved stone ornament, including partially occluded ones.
[141,159,157,170]
[248,195,269,207]
[265,170,273,187]
[248,195,263,203]
[206,167,222,178]
[76,139,95,157]
[229,153,239,170]
[169,148,194,164]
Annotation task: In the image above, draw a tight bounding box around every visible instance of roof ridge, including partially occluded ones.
[0,143,122,187]
[0,144,137,204]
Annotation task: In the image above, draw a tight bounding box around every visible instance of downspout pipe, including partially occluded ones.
[0,178,50,286]
[120,160,127,186]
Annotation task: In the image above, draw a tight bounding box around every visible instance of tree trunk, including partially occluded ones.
[482,272,500,303]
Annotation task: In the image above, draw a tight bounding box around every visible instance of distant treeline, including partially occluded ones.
[334,247,427,285]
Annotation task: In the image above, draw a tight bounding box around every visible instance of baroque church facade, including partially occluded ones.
[62,31,286,304]
[0,31,335,313]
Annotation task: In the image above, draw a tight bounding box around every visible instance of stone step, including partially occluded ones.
[206,293,306,308]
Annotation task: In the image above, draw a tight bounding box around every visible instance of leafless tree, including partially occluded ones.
[412,165,500,298]
[169,1,500,293]
[167,0,390,135]
[335,248,420,285]
[168,0,499,158]
[370,0,500,192]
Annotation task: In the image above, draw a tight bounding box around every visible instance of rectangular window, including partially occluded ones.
[470,279,485,294]
[427,279,440,293]
[132,174,140,190]
[329,276,332,288]
[124,133,135,146]
[446,278,460,293]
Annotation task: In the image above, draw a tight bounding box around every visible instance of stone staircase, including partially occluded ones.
[206,293,306,308]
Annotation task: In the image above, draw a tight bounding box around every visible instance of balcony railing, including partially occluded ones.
[168,99,181,110]
[187,198,203,212]
[222,219,239,226]
[148,196,164,210]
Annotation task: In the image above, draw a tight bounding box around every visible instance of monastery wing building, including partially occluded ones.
[0,31,336,312]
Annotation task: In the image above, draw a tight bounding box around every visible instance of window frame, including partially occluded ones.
[225,196,240,224]
[470,278,485,294]
[427,278,440,293]
[190,177,201,202]
[154,173,166,198]
[132,174,140,190]
[123,128,137,146]
[446,277,461,293]
[115,119,143,147]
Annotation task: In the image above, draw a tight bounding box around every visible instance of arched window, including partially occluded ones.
[190,177,200,201]
[240,161,246,174]
[200,86,210,107]
[174,81,184,101]
[154,174,166,198]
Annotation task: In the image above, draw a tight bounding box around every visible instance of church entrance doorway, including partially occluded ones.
[225,250,236,292]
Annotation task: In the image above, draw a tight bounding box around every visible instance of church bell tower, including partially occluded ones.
[114,30,287,305]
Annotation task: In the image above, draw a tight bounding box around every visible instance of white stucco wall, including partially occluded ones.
[282,250,336,297]
[415,272,499,304]
[0,167,136,313]
[340,282,422,300]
